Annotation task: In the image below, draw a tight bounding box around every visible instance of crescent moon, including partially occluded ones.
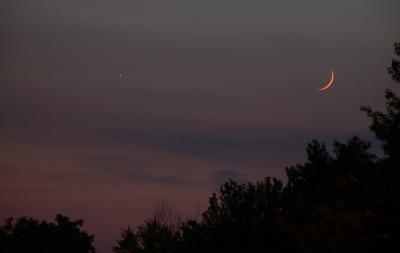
[318,69,335,91]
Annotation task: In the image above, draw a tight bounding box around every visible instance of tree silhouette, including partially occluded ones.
[361,42,400,213]
[0,214,95,253]
[113,227,140,253]
[388,42,400,83]
[362,42,400,166]
[178,178,298,253]
[114,205,180,253]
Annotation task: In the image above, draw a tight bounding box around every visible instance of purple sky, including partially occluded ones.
[1,0,399,252]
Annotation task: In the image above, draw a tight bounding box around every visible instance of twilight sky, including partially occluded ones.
[1,0,399,252]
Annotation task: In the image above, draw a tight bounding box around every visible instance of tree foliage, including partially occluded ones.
[0,214,95,253]
[113,205,180,253]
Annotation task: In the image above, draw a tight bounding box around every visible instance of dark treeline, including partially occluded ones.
[0,215,95,253]
[1,43,400,253]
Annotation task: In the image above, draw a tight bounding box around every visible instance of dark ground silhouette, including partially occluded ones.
[0,215,95,253]
[1,43,399,253]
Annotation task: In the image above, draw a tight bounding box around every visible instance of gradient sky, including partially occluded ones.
[1,0,399,252]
